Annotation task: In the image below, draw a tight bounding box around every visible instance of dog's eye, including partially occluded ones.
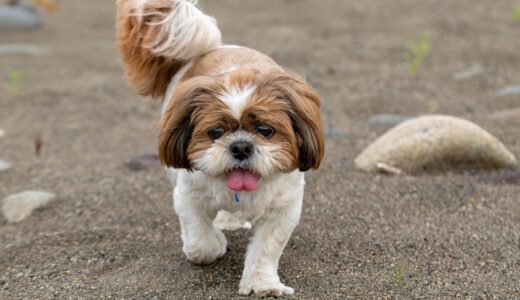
[255,123,275,138]
[208,128,225,140]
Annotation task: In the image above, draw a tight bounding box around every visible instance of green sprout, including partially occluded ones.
[404,33,431,77]
[392,264,405,286]
[514,7,520,24]
[7,69,23,96]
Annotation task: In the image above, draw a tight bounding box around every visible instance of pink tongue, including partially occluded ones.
[227,169,258,192]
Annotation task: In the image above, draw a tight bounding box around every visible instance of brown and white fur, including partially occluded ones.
[117,0,324,296]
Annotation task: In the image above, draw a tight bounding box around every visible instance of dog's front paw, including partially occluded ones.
[183,229,227,265]
[239,275,294,297]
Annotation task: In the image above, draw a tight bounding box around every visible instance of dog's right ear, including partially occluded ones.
[116,0,222,98]
[158,77,219,169]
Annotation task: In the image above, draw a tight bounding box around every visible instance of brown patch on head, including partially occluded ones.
[116,0,184,98]
[183,47,282,79]
[226,69,259,88]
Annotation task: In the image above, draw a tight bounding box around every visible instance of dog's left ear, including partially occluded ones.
[158,77,218,170]
[266,73,325,171]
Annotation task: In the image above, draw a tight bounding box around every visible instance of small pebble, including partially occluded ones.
[126,153,161,171]
[2,191,56,223]
[0,129,4,138]
[0,160,12,172]
[376,162,403,175]
[496,86,520,97]
[367,114,412,127]
[0,44,47,56]
[453,64,485,81]
[0,5,42,30]
[325,127,347,139]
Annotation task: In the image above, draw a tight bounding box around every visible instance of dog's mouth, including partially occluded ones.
[227,168,260,192]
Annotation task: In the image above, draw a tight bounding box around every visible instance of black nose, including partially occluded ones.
[230,141,254,160]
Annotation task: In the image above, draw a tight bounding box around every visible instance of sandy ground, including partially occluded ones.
[1,0,519,299]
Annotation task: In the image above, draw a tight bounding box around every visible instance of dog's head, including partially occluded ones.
[159,69,324,191]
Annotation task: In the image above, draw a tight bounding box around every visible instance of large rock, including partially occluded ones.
[355,115,518,173]
[2,191,55,223]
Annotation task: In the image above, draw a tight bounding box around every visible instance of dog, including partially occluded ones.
[116,0,324,296]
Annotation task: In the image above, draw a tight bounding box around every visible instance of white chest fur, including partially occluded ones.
[175,169,304,222]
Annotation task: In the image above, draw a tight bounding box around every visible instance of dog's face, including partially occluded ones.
[159,69,324,191]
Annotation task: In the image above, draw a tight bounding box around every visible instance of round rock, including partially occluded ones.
[355,115,518,173]
[2,191,55,223]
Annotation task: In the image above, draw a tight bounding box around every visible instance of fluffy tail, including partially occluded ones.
[116,0,222,98]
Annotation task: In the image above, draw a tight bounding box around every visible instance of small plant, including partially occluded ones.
[404,33,431,77]
[514,7,520,24]
[392,264,405,286]
[7,69,23,96]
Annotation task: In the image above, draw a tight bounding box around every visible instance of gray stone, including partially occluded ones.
[355,115,518,173]
[367,114,412,127]
[496,86,520,97]
[0,44,47,56]
[2,191,55,223]
[126,153,160,171]
[0,160,12,172]
[453,64,485,81]
[325,126,347,139]
[0,129,4,138]
[0,5,42,30]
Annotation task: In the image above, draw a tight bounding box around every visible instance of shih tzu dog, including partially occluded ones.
[116,0,324,296]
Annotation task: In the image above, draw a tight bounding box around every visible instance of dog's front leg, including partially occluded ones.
[238,196,302,297]
[173,186,227,265]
